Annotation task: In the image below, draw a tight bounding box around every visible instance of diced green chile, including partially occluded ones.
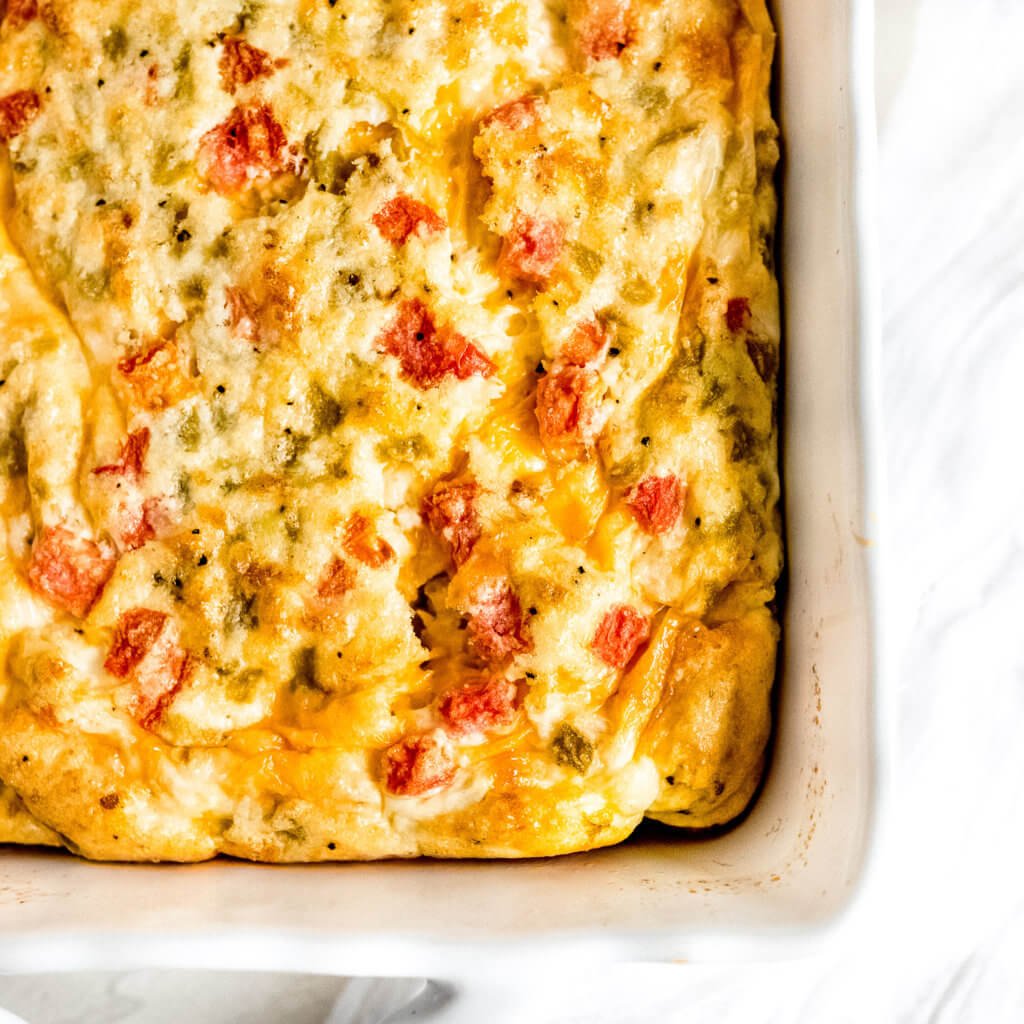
[181,276,207,302]
[173,44,194,100]
[376,434,430,463]
[551,723,594,773]
[729,420,757,462]
[212,402,234,433]
[620,277,656,305]
[279,431,310,469]
[78,268,110,299]
[699,376,725,410]
[305,130,358,195]
[177,406,200,451]
[175,472,193,507]
[569,243,603,281]
[226,667,263,702]
[152,141,185,186]
[0,424,26,477]
[102,26,129,61]
[225,591,259,632]
[283,508,301,542]
[309,382,343,434]
[635,84,668,111]
[290,646,326,693]
[276,821,307,843]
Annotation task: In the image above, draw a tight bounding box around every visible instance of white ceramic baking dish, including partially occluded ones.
[0,0,887,997]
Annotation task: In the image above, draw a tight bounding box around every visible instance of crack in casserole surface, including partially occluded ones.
[0,0,780,861]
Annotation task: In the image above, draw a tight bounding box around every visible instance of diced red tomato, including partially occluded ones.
[116,339,191,410]
[536,366,599,455]
[373,194,445,245]
[116,504,153,553]
[562,318,611,366]
[197,104,293,196]
[0,90,40,143]
[483,95,540,131]
[225,285,258,345]
[4,0,38,29]
[377,299,495,389]
[93,428,150,479]
[343,513,394,568]
[144,64,162,107]
[439,676,520,737]
[725,297,751,333]
[570,0,633,62]
[382,732,457,796]
[224,271,296,350]
[498,212,564,285]
[626,474,684,534]
[27,525,114,618]
[219,36,278,93]
[448,338,497,380]
[316,557,354,601]
[466,579,532,664]
[104,608,193,729]
[132,643,193,731]
[422,481,480,567]
[592,605,650,669]
[116,497,171,552]
[104,608,168,678]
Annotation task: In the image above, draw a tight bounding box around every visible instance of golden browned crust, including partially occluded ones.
[0,780,61,847]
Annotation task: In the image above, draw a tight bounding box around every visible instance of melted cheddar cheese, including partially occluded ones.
[0,0,780,861]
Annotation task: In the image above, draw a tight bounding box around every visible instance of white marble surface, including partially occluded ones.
[3,0,1023,1019]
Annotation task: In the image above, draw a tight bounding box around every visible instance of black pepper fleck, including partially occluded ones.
[641,436,651,446]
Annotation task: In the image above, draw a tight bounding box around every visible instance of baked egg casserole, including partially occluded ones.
[0,0,780,861]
